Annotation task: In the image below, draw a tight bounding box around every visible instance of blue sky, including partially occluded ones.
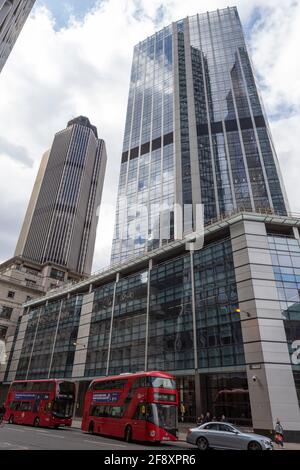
[36,0,100,29]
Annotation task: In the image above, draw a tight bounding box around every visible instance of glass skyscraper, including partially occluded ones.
[111,6,289,264]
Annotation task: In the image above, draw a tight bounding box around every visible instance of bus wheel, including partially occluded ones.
[8,415,14,424]
[125,426,132,443]
[88,421,94,434]
[33,417,40,427]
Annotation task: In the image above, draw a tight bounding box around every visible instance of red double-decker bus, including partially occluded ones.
[81,371,178,443]
[4,379,75,428]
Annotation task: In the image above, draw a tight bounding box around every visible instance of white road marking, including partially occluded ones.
[2,427,25,432]
[35,431,65,438]
[0,441,29,450]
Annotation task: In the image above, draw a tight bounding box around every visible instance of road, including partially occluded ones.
[0,423,193,450]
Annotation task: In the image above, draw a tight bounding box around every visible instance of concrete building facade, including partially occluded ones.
[0,0,35,72]
[0,255,82,382]
[15,116,107,277]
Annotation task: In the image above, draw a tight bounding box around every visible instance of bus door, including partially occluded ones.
[132,403,147,440]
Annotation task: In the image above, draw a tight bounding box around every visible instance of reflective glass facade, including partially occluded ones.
[15,237,244,381]
[15,295,82,380]
[6,214,300,432]
[111,7,288,264]
[269,235,300,408]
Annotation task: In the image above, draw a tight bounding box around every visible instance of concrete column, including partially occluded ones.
[230,219,300,440]
[71,291,94,379]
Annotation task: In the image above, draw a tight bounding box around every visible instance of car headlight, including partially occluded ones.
[264,440,271,446]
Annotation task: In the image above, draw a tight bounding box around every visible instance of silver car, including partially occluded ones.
[186,422,273,450]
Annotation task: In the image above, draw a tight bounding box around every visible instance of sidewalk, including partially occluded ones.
[71,419,300,449]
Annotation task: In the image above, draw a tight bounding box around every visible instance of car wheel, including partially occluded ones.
[196,437,209,450]
[33,417,40,427]
[88,421,94,434]
[125,425,132,443]
[248,441,262,451]
[8,415,14,424]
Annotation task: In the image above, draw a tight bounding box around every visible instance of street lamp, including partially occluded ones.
[234,308,251,318]
[73,341,87,348]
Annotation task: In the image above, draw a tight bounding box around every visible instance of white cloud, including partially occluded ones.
[0,0,299,271]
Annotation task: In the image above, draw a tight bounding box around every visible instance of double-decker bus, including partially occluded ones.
[4,379,75,428]
[81,371,178,443]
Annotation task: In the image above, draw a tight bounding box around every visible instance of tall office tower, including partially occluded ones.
[111,6,289,264]
[0,0,35,72]
[15,116,107,276]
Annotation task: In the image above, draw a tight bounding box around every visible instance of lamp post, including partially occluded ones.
[234,308,251,318]
[73,341,87,348]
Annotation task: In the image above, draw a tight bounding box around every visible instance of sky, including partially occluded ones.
[0,0,299,273]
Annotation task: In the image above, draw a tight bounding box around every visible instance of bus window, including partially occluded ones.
[133,404,147,420]
[147,377,176,389]
[45,402,52,412]
[20,402,32,412]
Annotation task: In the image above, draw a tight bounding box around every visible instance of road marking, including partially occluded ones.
[83,439,126,448]
[35,431,65,438]
[2,427,25,432]
[0,442,29,450]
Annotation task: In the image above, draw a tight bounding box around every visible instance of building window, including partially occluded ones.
[26,296,32,302]
[0,326,8,340]
[25,279,37,287]
[25,268,39,276]
[7,291,15,299]
[0,306,13,319]
[50,268,65,281]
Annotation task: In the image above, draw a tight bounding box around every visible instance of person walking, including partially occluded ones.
[0,403,6,426]
[196,414,204,426]
[220,414,226,422]
[274,419,284,449]
[203,411,211,423]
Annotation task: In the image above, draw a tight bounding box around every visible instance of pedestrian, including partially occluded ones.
[274,419,284,449]
[0,403,6,425]
[180,403,186,423]
[220,414,226,422]
[212,415,217,422]
[203,411,211,423]
[196,414,204,426]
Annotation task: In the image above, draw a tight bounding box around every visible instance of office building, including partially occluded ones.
[2,8,300,442]
[111,7,289,264]
[15,116,107,277]
[0,0,35,72]
[3,212,300,441]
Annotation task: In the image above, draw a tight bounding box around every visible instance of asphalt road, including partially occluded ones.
[0,423,193,450]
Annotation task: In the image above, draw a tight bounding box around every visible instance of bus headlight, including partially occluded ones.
[150,430,156,437]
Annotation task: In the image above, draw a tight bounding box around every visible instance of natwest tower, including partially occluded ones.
[15,116,107,276]
[111,6,289,264]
